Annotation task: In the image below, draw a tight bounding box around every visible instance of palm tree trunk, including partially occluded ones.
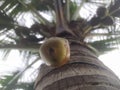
[35,43,120,90]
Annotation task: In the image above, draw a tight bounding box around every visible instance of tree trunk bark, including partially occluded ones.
[35,43,120,90]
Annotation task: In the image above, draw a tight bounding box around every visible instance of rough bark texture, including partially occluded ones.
[35,43,120,90]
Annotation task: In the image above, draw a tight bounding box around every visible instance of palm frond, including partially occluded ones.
[89,37,120,54]
[69,1,78,20]
[0,10,15,30]
[14,82,34,90]
[108,0,120,17]
[86,23,120,54]
[0,71,20,90]
[0,0,28,17]
[0,50,11,61]
[31,0,54,11]
[71,0,85,20]
[0,72,34,90]
[0,56,40,90]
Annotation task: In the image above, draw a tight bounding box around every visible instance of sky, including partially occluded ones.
[99,49,120,79]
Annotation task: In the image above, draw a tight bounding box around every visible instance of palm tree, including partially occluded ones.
[0,0,120,90]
